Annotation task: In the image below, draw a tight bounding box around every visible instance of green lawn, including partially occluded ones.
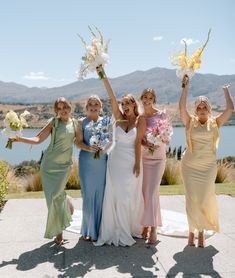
[6,183,235,199]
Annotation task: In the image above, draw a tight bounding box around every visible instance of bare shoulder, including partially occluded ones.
[136,115,146,127]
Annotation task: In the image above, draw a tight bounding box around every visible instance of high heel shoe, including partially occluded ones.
[54,234,64,246]
[146,231,157,244]
[188,232,195,247]
[142,227,149,240]
[198,231,205,248]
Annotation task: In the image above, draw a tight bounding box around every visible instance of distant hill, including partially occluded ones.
[1,67,235,106]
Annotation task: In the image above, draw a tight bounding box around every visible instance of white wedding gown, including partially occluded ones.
[94,126,144,246]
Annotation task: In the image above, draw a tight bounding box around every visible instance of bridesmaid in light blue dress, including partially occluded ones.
[77,95,111,241]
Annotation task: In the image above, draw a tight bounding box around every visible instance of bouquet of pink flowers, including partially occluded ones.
[144,113,173,155]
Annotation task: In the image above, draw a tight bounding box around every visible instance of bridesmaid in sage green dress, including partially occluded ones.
[11,97,79,245]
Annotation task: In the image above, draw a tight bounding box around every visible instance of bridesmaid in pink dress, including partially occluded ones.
[140,88,168,244]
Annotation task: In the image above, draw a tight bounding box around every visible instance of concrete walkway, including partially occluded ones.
[0,196,235,277]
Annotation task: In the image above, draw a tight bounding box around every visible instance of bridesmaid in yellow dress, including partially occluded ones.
[179,75,234,248]
[11,97,79,245]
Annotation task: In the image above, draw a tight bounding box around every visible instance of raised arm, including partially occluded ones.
[134,115,146,177]
[96,66,123,120]
[11,122,53,144]
[179,75,191,127]
[216,85,234,127]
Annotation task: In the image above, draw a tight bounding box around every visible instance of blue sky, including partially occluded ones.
[0,0,234,87]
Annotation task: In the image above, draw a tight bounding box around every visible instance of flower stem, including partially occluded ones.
[93,150,100,159]
[97,66,106,80]
[5,139,13,150]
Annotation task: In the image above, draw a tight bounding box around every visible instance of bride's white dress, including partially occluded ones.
[95,126,144,246]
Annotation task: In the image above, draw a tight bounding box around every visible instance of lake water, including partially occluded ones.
[0,126,235,165]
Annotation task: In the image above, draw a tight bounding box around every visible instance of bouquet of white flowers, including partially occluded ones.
[1,110,30,149]
[78,26,110,80]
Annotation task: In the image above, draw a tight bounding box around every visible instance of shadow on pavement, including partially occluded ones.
[167,245,222,278]
[0,238,160,277]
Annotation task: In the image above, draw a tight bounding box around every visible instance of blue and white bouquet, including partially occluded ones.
[88,117,112,159]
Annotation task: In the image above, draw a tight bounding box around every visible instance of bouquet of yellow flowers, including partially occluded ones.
[171,29,211,81]
[78,26,110,80]
[1,110,30,149]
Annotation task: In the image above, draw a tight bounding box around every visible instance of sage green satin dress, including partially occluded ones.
[40,117,77,239]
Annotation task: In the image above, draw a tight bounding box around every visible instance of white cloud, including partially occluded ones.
[153,36,163,41]
[23,72,50,80]
[180,38,199,45]
[231,58,235,62]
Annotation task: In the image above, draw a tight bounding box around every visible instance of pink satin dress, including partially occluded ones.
[141,111,167,228]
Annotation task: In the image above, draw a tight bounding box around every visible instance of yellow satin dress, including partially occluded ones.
[181,116,220,233]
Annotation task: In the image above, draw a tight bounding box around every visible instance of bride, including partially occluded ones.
[94,66,146,246]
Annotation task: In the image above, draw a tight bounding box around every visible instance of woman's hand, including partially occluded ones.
[223,84,230,91]
[96,65,102,75]
[133,162,140,177]
[144,142,159,152]
[182,74,189,88]
[146,142,159,149]
[96,65,106,79]
[89,145,101,152]
[9,136,21,142]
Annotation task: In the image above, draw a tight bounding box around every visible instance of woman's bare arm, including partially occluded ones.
[179,75,191,127]
[134,115,146,177]
[11,122,53,144]
[96,66,123,120]
[216,85,234,127]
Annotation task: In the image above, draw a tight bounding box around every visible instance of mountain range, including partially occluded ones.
[1,67,235,106]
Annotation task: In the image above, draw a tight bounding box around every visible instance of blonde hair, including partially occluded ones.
[121,94,139,117]
[140,88,156,104]
[85,95,103,111]
[54,97,72,115]
[194,96,212,114]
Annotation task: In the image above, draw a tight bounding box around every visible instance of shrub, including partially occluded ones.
[23,171,43,192]
[216,160,233,183]
[66,158,80,189]
[0,161,9,209]
[161,158,182,185]
[14,160,40,177]
[7,170,25,193]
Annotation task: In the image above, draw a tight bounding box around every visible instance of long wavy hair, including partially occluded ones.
[121,94,139,117]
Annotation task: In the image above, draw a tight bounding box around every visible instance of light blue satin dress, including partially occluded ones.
[79,117,109,240]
